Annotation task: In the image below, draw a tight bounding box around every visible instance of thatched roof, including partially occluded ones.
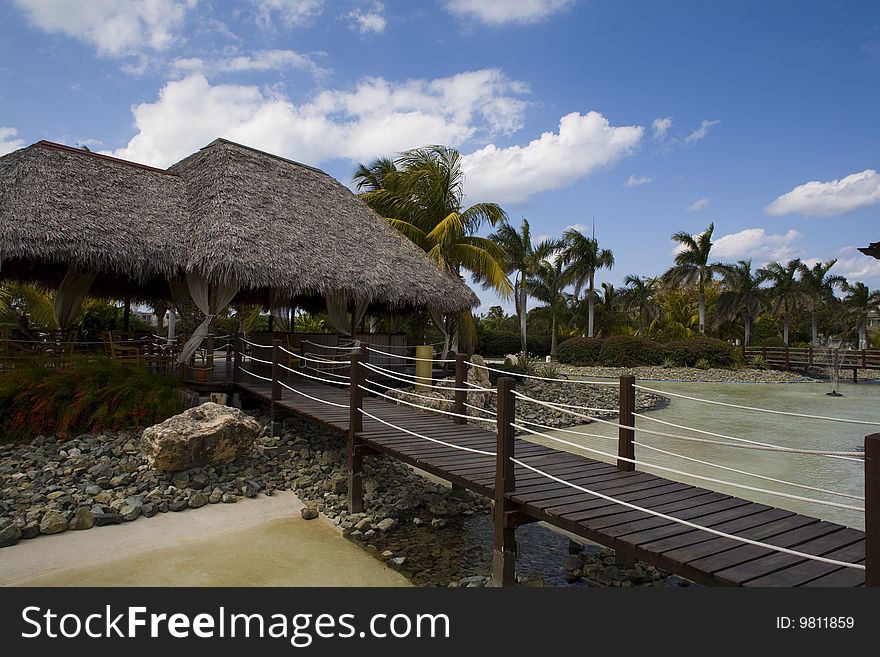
[859,242,880,259]
[0,139,477,312]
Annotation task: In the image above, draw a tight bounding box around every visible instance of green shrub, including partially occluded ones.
[598,336,663,367]
[556,337,603,365]
[748,354,768,370]
[661,338,737,367]
[694,357,711,370]
[0,357,183,443]
[538,362,563,379]
[660,357,678,369]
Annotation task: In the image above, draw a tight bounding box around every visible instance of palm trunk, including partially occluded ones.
[811,311,818,346]
[860,324,867,350]
[698,268,706,335]
[587,272,595,338]
[744,316,751,347]
[519,275,527,355]
[782,314,789,346]
[550,315,558,357]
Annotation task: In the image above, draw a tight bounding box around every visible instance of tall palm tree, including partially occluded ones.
[561,227,614,337]
[621,275,659,335]
[487,218,559,353]
[666,222,721,335]
[529,256,568,356]
[715,260,764,346]
[594,282,627,337]
[842,282,880,349]
[354,146,512,350]
[757,258,802,345]
[796,260,846,345]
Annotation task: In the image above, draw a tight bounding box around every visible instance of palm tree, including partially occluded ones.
[796,260,846,345]
[487,218,559,354]
[621,275,659,335]
[481,305,506,333]
[715,260,764,346]
[666,222,721,335]
[594,282,627,337]
[561,228,614,337]
[757,259,802,345]
[529,256,568,356]
[354,146,512,350]
[842,282,880,349]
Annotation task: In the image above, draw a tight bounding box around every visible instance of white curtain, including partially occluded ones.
[176,272,239,364]
[53,269,95,330]
[270,289,293,332]
[429,307,451,357]
[325,291,370,337]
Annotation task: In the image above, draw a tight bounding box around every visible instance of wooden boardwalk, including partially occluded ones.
[234,372,869,587]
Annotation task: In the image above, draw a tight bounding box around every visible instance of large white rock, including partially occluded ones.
[141,402,261,472]
[467,355,492,407]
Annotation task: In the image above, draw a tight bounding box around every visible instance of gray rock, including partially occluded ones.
[0,523,22,547]
[68,508,96,530]
[21,524,40,539]
[141,403,261,472]
[95,512,123,526]
[300,507,319,520]
[169,499,188,512]
[39,511,68,534]
[188,493,209,509]
[376,518,396,533]
[221,493,238,503]
[389,557,406,567]
[430,518,447,529]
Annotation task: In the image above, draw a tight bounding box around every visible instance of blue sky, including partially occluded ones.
[1,0,879,313]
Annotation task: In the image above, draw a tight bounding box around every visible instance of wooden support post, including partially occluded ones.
[762,345,767,362]
[784,345,790,372]
[808,345,813,367]
[492,376,517,586]
[271,339,281,437]
[453,354,466,425]
[348,353,365,513]
[122,293,131,332]
[618,375,635,471]
[233,333,242,383]
[867,433,879,587]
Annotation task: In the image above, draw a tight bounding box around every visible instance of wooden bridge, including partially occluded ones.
[231,338,877,587]
[745,345,880,382]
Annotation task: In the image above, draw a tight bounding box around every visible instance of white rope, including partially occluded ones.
[239,367,272,382]
[277,379,349,408]
[632,440,863,501]
[359,408,496,456]
[240,338,272,349]
[514,391,864,459]
[303,340,359,351]
[464,380,496,392]
[464,402,496,417]
[278,362,348,387]
[511,423,864,512]
[525,399,618,414]
[368,346,456,363]
[358,384,496,424]
[467,360,618,385]
[634,384,880,426]
[303,365,351,381]
[361,362,434,387]
[365,377,453,404]
[632,413,864,462]
[509,456,865,570]
[247,355,273,366]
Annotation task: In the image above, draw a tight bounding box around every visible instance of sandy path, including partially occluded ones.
[0,492,411,587]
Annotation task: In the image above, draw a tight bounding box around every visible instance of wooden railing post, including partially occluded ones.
[233,333,242,383]
[271,339,282,437]
[453,354,466,425]
[618,375,635,471]
[867,433,879,587]
[493,376,517,586]
[348,353,365,513]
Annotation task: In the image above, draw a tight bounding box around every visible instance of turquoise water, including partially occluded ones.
[529,379,880,531]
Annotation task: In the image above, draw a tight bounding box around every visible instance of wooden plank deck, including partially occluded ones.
[235,376,866,587]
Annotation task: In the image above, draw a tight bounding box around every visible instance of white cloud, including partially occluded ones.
[0,127,26,156]
[171,49,327,78]
[12,0,196,56]
[652,117,671,141]
[684,119,719,144]
[446,0,574,25]
[254,0,324,29]
[108,70,529,167]
[625,174,652,187]
[346,2,386,34]
[829,247,880,285]
[712,228,804,264]
[461,112,643,204]
[765,169,880,217]
[688,197,710,211]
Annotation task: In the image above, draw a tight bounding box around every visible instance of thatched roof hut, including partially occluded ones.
[0,139,478,313]
[859,242,880,259]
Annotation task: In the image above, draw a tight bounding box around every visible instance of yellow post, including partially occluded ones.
[414,345,433,392]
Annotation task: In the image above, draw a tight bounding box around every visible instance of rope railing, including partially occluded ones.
[358,383,496,424]
[302,340,360,351]
[466,360,618,386]
[278,378,348,408]
[513,390,865,460]
[240,337,272,349]
[358,407,496,456]
[511,422,864,512]
[464,402,496,417]
[361,361,434,387]
[464,380,496,392]
[365,377,454,404]
[278,362,348,387]
[246,355,273,366]
[634,384,880,426]
[367,346,456,363]
[509,455,865,570]
[239,366,272,382]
